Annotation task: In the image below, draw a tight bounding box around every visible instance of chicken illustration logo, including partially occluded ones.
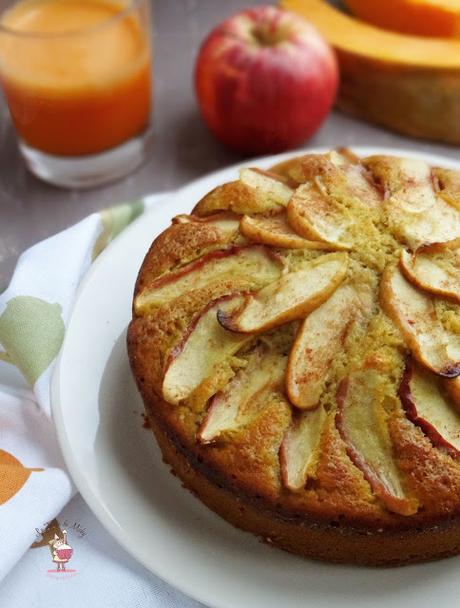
[48,530,74,573]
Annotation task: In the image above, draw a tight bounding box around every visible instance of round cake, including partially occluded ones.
[128,150,460,566]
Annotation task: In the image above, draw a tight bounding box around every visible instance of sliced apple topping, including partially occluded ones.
[336,370,417,516]
[331,148,361,165]
[239,212,335,250]
[287,150,362,183]
[172,212,241,238]
[332,162,382,210]
[444,377,460,412]
[279,405,327,491]
[314,151,382,210]
[286,284,359,410]
[380,265,460,377]
[240,168,293,206]
[399,358,460,458]
[268,156,303,183]
[193,168,293,216]
[388,196,460,249]
[364,156,436,213]
[135,245,282,314]
[417,237,460,255]
[400,245,460,303]
[218,252,349,334]
[364,156,460,248]
[435,167,460,211]
[287,182,351,249]
[197,347,286,443]
[162,295,252,405]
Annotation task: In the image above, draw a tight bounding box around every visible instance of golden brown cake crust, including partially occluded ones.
[127,150,460,565]
[150,411,460,567]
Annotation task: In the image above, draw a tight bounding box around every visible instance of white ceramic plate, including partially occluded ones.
[52,147,460,608]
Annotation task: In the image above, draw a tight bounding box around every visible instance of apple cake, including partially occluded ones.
[128,150,460,566]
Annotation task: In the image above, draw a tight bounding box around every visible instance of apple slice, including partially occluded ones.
[328,159,382,210]
[193,168,293,216]
[287,150,357,179]
[268,156,303,183]
[400,245,460,303]
[135,245,282,313]
[287,182,351,249]
[336,370,417,516]
[239,168,294,205]
[444,377,460,412]
[388,196,460,249]
[380,265,460,378]
[399,358,460,458]
[286,151,382,211]
[218,252,349,333]
[239,212,335,250]
[197,347,286,443]
[286,284,358,410]
[279,405,327,491]
[435,167,460,211]
[364,156,436,213]
[332,147,361,165]
[417,237,460,255]
[172,212,241,238]
[364,156,460,248]
[162,295,252,405]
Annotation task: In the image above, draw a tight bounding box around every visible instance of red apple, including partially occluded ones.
[194,6,338,154]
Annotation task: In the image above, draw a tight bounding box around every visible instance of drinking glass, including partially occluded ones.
[0,0,153,188]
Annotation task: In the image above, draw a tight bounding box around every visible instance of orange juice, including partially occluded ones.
[0,0,151,156]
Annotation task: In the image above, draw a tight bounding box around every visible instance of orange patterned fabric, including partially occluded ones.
[0,449,43,505]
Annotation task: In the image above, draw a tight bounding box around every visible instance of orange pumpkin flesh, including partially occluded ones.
[344,0,460,38]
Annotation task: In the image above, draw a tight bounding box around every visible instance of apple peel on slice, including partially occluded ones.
[400,244,460,303]
[380,265,460,378]
[239,212,335,250]
[336,370,418,516]
[286,284,359,410]
[218,252,349,334]
[279,405,327,491]
[287,182,351,250]
[162,295,252,405]
[197,347,286,443]
[399,358,460,458]
[135,245,282,314]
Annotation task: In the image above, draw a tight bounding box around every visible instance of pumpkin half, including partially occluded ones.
[282,0,460,144]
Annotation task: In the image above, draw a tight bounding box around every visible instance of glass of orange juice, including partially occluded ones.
[0,0,152,188]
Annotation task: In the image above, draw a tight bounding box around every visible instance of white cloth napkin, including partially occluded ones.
[0,195,202,607]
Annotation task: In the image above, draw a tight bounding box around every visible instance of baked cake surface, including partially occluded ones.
[128,150,460,565]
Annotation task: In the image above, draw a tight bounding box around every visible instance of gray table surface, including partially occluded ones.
[0,0,458,292]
